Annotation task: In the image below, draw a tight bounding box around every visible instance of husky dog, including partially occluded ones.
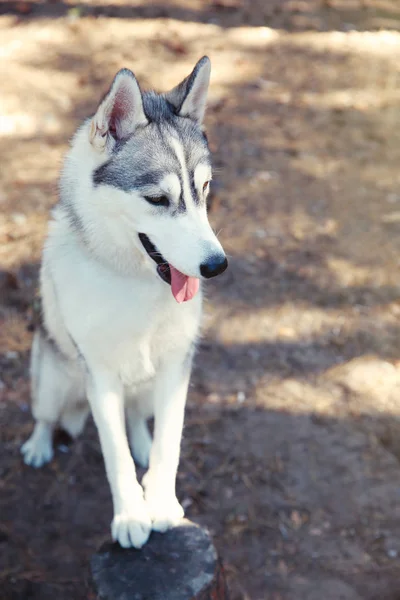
[21,57,227,548]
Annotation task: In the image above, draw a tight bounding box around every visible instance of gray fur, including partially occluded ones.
[92,89,211,212]
[62,198,87,236]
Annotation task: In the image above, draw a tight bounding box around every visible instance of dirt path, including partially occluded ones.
[2,1,400,598]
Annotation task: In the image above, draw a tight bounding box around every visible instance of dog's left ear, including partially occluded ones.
[165,56,211,125]
[90,68,148,152]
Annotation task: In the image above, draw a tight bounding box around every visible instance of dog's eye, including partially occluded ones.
[203,181,210,193]
[144,195,170,207]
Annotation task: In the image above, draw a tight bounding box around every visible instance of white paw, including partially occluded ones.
[111,510,152,549]
[146,494,185,533]
[111,492,152,549]
[21,430,53,468]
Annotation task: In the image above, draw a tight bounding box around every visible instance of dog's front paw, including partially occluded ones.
[145,494,185,533]
[111,495,152,549]
[111,486,151,548]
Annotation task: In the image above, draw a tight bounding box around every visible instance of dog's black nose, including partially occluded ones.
[200,255,228,279]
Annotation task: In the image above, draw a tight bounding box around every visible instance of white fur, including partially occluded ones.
[23,206,203,547]
[21,61,224,549]
[158,173,181,201]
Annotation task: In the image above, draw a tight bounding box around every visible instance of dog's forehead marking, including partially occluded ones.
[159,173,181,198]
[169,137,187,176]
[168,136,192,214]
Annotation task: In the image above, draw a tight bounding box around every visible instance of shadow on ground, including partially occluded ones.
[1,0,400,32]
[2,403,400,600]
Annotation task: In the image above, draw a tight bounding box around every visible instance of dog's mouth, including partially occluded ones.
[138,233,171,283]
[138,233,199,304]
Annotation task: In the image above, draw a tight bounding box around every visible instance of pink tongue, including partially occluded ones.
[170,265,200,303]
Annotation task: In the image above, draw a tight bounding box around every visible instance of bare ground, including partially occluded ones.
[2,1,400,598]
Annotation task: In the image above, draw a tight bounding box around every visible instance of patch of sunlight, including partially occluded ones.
[0,313,32,355]
[0,109,64,137]
[300,88,400,111]
[292,153,341,179]
[0,19,273,125]
[0,113,38,137]
[361,165,400,189]
[226,26,280,47]
[326,257,387,288]
[0,212,48,270]
[256,378,339,416]
[135,23,278,90]
[256,356,400,419]
[326,355,400,417]
[0,38,23,59]
[208,306,344,346]
[0,21,72,61]
[289,29,400,57]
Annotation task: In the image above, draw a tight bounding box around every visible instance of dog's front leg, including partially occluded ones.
[86,370,151,548]
[142,354,191,532]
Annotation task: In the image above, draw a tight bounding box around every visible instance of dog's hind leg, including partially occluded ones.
[21,421,54,468]
[126,403,152,469]
[21,329,84,467]
[60,401,89,438]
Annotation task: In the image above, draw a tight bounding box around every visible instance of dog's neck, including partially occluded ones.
[57,124,154,278]
[58,202,150,278]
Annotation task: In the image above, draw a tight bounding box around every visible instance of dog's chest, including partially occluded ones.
[109,298,199,386]
[46,237,202,383]
[66,267,201,380]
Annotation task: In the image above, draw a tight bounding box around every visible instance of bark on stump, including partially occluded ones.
[91,520,229,600]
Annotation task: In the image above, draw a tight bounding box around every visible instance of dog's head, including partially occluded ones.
[89,57,227,303]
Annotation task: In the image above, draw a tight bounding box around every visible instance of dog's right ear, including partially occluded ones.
[90,69,148,152]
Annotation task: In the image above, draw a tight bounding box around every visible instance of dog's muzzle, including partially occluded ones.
[138,232,227,304]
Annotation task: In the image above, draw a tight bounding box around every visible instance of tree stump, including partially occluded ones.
[91,520,229,600]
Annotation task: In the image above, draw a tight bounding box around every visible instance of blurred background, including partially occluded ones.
[2,1,400,598]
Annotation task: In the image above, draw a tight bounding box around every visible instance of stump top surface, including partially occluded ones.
[91,520,218,600]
